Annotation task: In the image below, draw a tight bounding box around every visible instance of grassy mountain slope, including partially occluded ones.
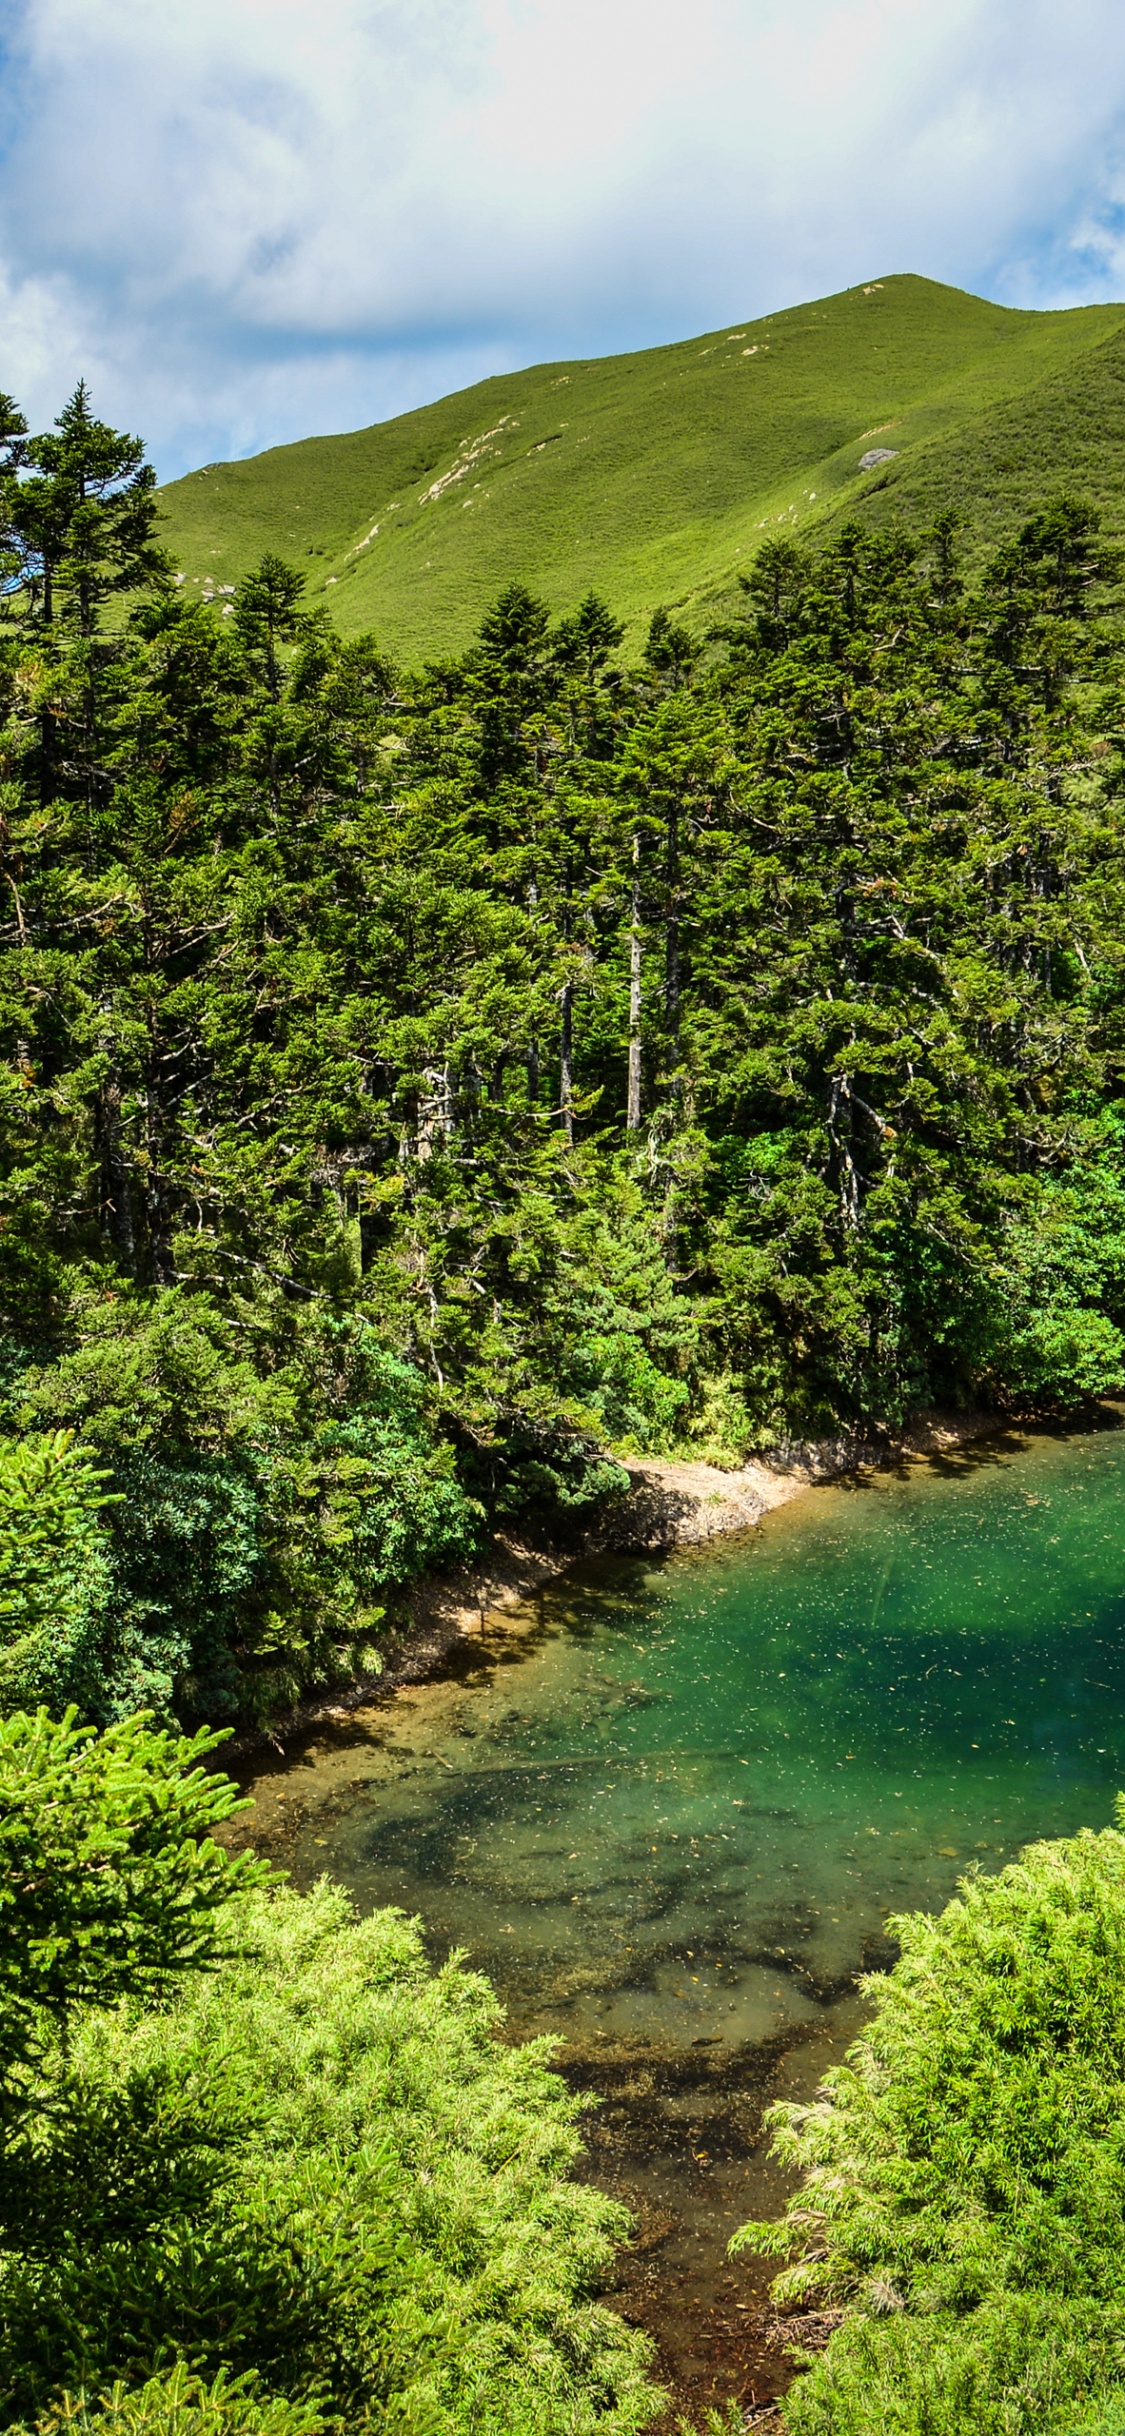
[813,315,1125,557]
[157,274,1125,656]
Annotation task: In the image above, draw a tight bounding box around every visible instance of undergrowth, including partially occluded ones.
[734,1810,1125,2433]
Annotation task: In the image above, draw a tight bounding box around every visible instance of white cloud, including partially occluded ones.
[0,0,1124,473]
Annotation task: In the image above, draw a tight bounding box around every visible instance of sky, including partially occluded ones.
[2,0,1125,479]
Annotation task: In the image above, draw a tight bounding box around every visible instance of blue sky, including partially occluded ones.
[2,0,1125,479]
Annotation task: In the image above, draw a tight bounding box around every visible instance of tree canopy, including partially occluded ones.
[3,385,1125,1729]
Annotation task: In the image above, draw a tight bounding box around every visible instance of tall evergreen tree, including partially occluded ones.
[13,382,165,633]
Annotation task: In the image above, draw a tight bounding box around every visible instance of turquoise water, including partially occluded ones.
[264,1417,1125,2049]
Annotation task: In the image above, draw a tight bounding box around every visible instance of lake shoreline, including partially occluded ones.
[229,1399,1118,2423]
[236,1404,1003,1754]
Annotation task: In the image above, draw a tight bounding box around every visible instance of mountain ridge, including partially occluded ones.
[156,273,1125,655]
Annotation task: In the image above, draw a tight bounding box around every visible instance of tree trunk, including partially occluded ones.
[627,831,643,1132]
[560,978,574,1144]
[143,1093,174,1284]
[827,1072,859,1231]
[559,854,575,1144]
[665,801,680,1080]
[527,869,540,1109]
[417,1063,453,1158]
[97,1068,136,1271]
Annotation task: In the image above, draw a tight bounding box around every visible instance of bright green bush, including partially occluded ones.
[0,1434,115,1716]
[1,1880,660,2435]
[0,1705,265,2142]
[734,1813,1125,2433]
[1076,2399,1125,2435]
[770,2299,1123,2435]
[0,1707,660,2434]
[33,2366,324,2436]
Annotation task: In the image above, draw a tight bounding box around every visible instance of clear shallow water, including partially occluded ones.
[253,1416,1125,2052]
[240,1415,1125,2416]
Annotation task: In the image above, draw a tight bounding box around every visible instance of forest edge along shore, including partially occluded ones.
[237,1405,1005,1751]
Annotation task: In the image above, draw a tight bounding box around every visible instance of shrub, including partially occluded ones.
[0,1434,115,1717]
[1,1878,661,2436]
[33,2366,324,2436]
[734,1811,1125,2433]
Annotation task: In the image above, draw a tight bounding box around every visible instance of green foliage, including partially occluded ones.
[569,1331,690,1453]
[231,556,313,699]
[5,1312,483,1726]
[1,1879,660,2435]
[0,1433,115,1714]
[1076,2399,1125,2435]
[0,1706,265,2141]
[34,2366,325,2436]
[767,2300,1124,2436]
[987,1163,1125,1404]
[6,380,166,633]
[732,1811,1125,2433]
[0,1715,658,2435]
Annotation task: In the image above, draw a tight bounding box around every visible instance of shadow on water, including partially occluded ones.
[235,1410,1125,2422]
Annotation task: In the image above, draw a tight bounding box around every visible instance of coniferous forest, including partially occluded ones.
[2,384,1125,1729]
[10,384,1125,2436]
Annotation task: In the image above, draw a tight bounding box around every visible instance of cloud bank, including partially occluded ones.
[1,0,1125,474]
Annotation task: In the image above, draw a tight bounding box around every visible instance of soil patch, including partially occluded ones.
[558,1999,866,2429]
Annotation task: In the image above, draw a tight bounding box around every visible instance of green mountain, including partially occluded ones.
[156,273,1125,657]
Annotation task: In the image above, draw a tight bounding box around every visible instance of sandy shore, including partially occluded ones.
[240,1406,1001,1749]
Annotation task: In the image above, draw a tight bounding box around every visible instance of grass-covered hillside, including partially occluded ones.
[156,273,1125,657]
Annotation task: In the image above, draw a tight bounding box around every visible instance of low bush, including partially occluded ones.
[34,2367,325,2436]
[0,1708,660,2434]
[735,1811,1125,2433]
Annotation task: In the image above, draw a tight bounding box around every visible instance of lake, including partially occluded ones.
[239,1414,1125,2416]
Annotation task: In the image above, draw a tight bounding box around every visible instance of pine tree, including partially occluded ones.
[13,382,166,634]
